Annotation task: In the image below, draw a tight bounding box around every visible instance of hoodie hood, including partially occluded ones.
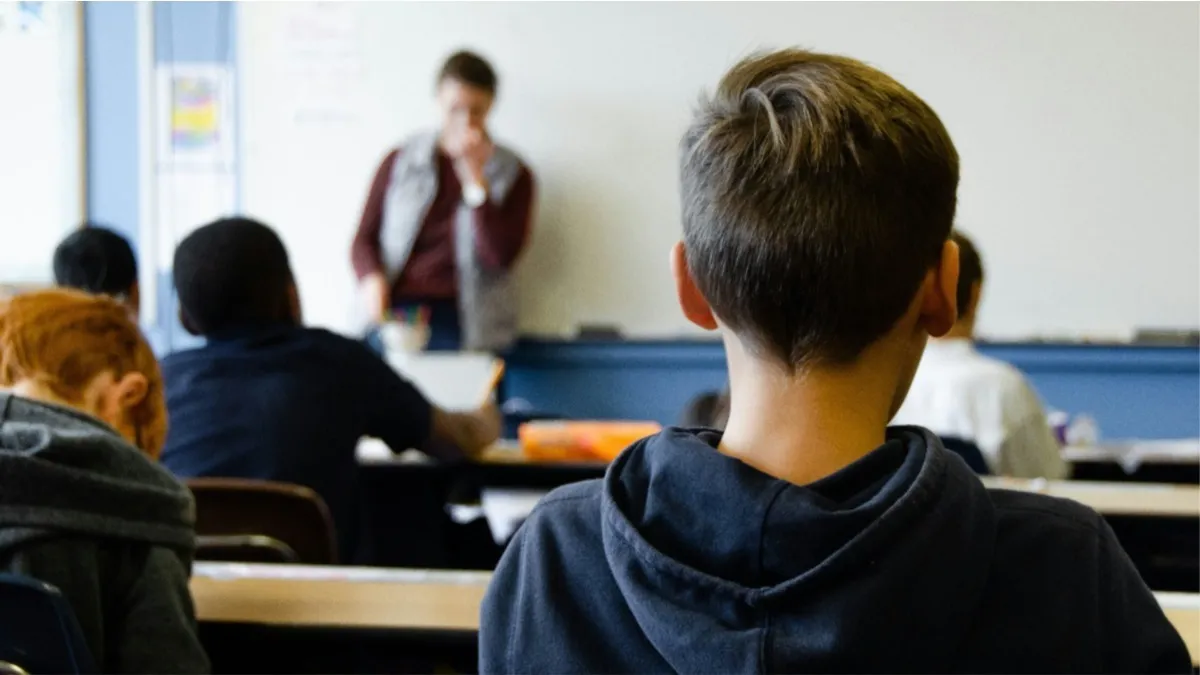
[0,393,195,552]
[600,426,997,672]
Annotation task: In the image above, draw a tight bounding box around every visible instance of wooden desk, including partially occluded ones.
[190,563,1199,665]
[366,445,1200,518]
[356,442,1197,587]
[358,439,604,469]
[192,563,489,632]
[1157,592,1200,666]
[1065,441,1200,466]
[980,478,1200,518]
[1065,440,1200,485]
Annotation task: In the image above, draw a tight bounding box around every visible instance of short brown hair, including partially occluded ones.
[680,49,959,368]
[438,50,497,94]
[952,230,984,318]
[0,289,166,457]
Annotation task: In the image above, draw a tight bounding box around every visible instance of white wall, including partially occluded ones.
[0,2,82,285]
[238,2,1199,340]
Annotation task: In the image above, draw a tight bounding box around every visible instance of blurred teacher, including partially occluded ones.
[352,50,536,352]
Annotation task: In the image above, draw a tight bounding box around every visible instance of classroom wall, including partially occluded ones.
[504,341,1200,441]
[0,2,84,285]
[80,4,1199,440]
[83,1,233,352]
[236,2,1200,341]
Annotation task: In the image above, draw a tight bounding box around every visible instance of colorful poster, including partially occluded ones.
[170,74,220,153]
[155,65,234,166]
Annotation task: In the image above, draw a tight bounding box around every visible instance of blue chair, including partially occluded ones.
[0,574,95,674]
[940,436,992,475]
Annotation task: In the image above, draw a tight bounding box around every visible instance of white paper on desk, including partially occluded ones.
[1065,438,1200,473]
[385,351,501,411]
[480,489,548,544]
[355,438,431,463]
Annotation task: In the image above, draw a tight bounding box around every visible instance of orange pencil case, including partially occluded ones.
[518,420,663,463]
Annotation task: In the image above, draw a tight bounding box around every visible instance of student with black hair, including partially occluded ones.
[160,217,500,564]
[893,230,1068,479]
[479,49,1188,672]
[52,225,140,319]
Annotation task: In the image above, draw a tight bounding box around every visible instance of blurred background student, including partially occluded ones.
[0,289,207,673]
[892,230,1069,479]
[679,389,729,429]
[52,225,140,321]
[351,50,536,353]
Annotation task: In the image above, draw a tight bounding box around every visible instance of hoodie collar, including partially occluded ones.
[605,428,922,588]
[600,426,997,671]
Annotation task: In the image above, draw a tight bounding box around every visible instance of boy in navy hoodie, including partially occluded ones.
[480,49,1190,673]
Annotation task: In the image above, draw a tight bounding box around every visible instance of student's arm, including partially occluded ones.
[999,380,1070,480]
[1095,520,1192,673]
[113,547,210,674]
[352,150,401,321]
[350,149,400,281]
[472,165,535,271]
[359,345,499,459]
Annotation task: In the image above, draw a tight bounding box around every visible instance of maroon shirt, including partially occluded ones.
[351,147,535,302]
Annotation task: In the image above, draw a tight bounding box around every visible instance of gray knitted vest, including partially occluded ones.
[380,130,522,352]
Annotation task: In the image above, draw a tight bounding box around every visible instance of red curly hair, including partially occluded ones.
[0,288,166,458]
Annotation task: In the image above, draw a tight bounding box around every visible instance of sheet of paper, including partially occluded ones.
[481,488,548,544]
[385,351,503,411]
[1062,438,1200,472]
[355,438,431,463]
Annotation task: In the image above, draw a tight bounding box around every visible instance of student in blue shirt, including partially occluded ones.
[160,217,499,564]
[480,49,1190,673]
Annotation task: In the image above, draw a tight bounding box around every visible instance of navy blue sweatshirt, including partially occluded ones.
[481,427,1190,673]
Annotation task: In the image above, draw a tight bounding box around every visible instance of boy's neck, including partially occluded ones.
[718,340,900,486]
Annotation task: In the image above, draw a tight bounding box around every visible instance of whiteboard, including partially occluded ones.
[0,2,83,285]
[238,2,1199,341]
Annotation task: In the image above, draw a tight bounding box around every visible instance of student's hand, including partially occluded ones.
[458,402,502,458]
[432,404,501,459]
[360,272,390,324]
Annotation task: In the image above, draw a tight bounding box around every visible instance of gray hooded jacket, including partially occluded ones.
[0,393,209,673]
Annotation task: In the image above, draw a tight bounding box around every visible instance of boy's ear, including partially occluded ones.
[670,241,718,331]
[287,282,303,325]
[178,307,201,336]
[127,281,141,318]
[919,238,960,338]
[113,371,149,411]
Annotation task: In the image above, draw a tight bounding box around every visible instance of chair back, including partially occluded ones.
[187,478,338,564]
[0,574,95,674]
[940,436,992,475]
[194,535,300,564]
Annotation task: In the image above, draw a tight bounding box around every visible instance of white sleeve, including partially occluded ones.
[997,381,1069,480]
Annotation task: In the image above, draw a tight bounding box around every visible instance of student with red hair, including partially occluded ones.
[0,289,208,673]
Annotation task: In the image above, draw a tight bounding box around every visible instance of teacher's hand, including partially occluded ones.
[453,128,495,188]
[360,272,391,324]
